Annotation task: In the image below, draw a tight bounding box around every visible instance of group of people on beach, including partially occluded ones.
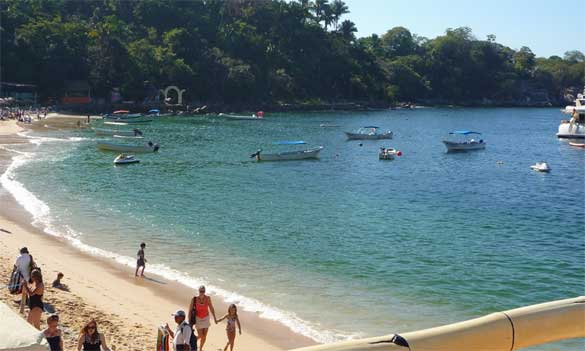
[12,246,112,351]
[137,243,242,351]
[9,243,242,351]
[0,106,48,122]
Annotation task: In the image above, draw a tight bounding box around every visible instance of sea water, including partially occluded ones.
[2,108,584,349]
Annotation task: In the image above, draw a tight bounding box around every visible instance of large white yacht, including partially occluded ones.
[557,87,585,139]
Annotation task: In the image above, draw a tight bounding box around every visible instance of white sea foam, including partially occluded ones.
[0,133,357,344]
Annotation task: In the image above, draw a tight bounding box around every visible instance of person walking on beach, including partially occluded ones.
[216,304,242,351]
[21,268,44,329]
[77,320,111,351]
[43,314,64,351]
[135,242,147,277]
[188,285,217,351]
[14,247,32,312]
[165,310,196,351]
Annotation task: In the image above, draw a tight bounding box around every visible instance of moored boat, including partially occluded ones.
[97,141,159,153]
[345,126,393,140]
[379,147,402,160]
[442,131,486,152]
[219,112,263,120]
[530,162,551,172]
[569,142,585,148]
[103,110,144,119]
[557,87,585,139]
[113,154,140,165]
[250,141,323,161]
[93,127,143,137]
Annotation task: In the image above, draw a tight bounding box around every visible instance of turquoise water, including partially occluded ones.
[3,108,584,349]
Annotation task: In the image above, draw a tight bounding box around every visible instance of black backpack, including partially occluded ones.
[180,323,197,351]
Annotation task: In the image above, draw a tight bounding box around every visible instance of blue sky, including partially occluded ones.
[341,0,585,57]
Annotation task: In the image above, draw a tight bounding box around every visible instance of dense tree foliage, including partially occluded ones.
[1,0,583,106]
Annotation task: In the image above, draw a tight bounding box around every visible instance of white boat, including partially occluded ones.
[103,110,144,119]
[250,141,323,161]
[219,112,263,120]
[113,154,140,165]
[379,147,402,160]
[530,162,551,172]
[442,131,486,152]
[93,128,143,137]
[557,87,585,139]
[320,123,340,128]
[104,119,152,125]
[113,134,144,139]
[345,126,393,140]
[97,141,159,153]
[569,142,585,148]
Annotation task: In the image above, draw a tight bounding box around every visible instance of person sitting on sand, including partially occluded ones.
[135,242,147,277]
[52,272,64,288]
[21,268,44,329]
[188,285,217,351]
[216,304,242,351]
[43,314,64,351]
[77,320,111,351]
[165,310,196,351]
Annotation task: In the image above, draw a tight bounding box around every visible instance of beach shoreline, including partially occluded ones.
[0,121,316,350]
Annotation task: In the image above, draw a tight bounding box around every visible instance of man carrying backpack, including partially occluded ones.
[165,310,197,351]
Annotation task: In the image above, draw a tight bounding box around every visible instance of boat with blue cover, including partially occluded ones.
[442,131,486,152]
[345,126,393,140]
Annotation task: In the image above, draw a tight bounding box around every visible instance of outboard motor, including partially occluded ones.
[153,144,160,152]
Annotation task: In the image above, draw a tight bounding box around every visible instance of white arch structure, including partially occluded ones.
[159,85,186,105]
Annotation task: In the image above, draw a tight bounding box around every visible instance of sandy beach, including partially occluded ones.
[0,121,315,350]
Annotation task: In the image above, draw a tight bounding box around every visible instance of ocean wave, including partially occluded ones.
[0,133,355,344]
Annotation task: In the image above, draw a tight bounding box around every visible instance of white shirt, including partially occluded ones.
[173,321,192,350]
[15,254,31,281]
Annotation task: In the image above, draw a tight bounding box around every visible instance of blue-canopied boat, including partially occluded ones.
[250,141,323,161]
[345,126,393,140]
[442,131,486,152]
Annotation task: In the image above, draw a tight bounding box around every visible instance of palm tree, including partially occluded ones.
[330,0,348,30]
[340,19,357,41]
[312,0,331,29]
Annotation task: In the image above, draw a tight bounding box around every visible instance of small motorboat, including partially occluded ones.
[320,123,340,128]
[97,141,160,153]
[93,128,143,137]
[569,142,585,148]
[379,147,402,160]
[345,126,393,140]
[443,131,486,152]
[219,112,263,120]
[114,154,140,165]
[250,141,323,161]
[530,162,551,172]
[113,134,144,139]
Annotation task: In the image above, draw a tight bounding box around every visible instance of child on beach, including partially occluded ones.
[135,242,147,277]
[216,304,242,351]
[43,314,64,351]
[52,272,64,288]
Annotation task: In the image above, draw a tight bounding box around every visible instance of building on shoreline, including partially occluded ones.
[0,81,38,105]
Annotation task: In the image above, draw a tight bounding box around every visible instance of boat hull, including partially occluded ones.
[569,142,585,148]
[257,147,323,161]
[345,131,393,140]
[97,142,159,153]
[557,122,585,138]
[93,128,139,137]
[219,113,262,120]
[104,113,143,119]
[443,141,486,152]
